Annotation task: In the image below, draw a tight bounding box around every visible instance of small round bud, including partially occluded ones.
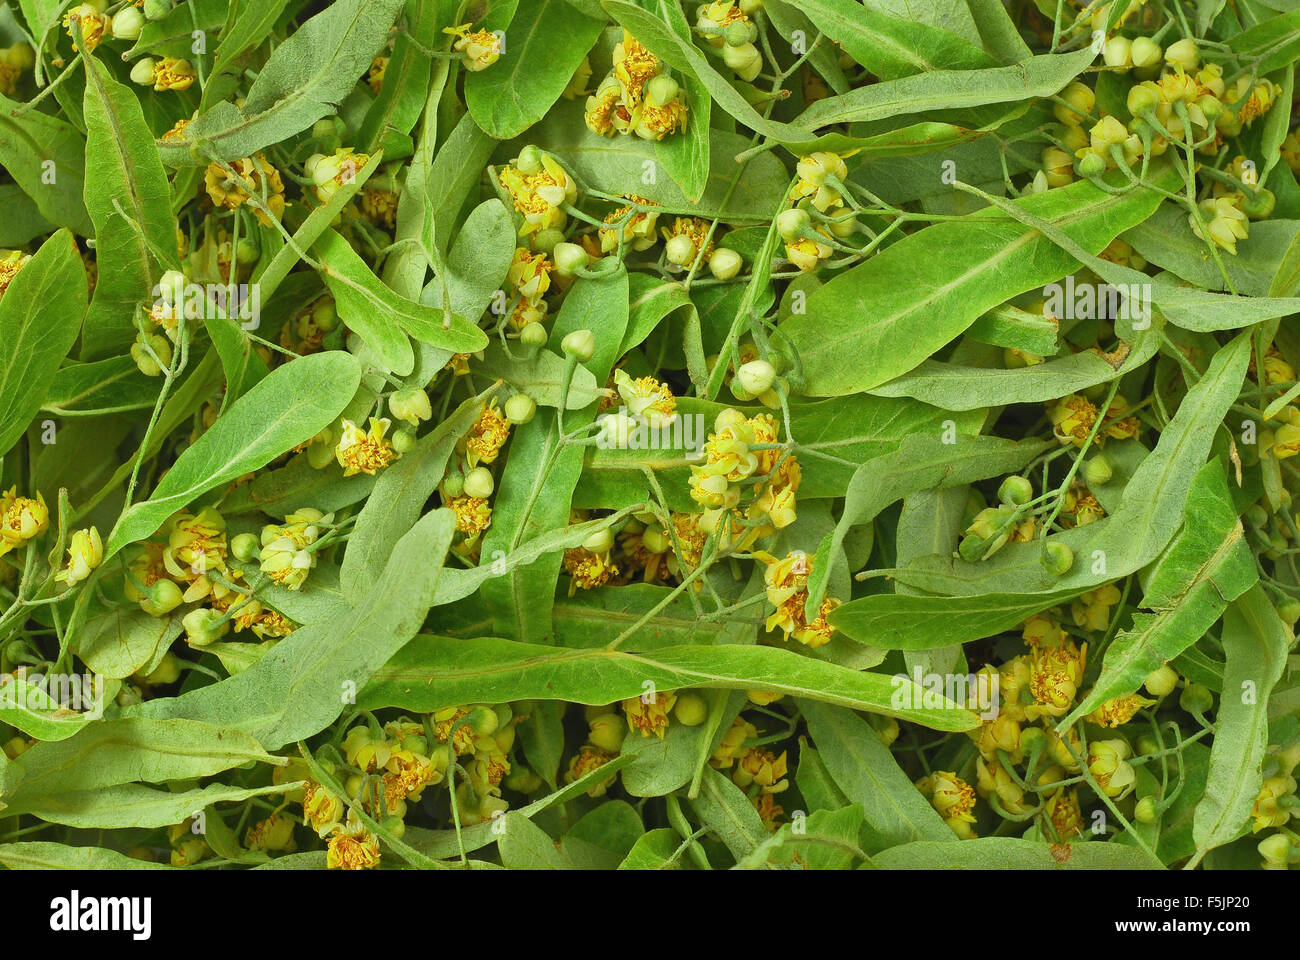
[1179,683,1214,715]
[129,57,156,86]
[141,652,182,687]
[552,242,589,277]
[777,207,810,242]
[1164,38,1199,72]
[708,247,743,280]
[642,525,669,553]
[230,533,260,562]
[519,323,548,353]
[1259,833,1293,867]
[1040,540,1074,576]
[139,579,183,616]
[1278,598,1300,626]
[441,472,465,498]
[157,268,187,305]
[143,0,172,21]
[721,41,761,81]
[723,21,752,47]
[182,608,228,647]
[1136,734,1160,756]
[1102,35,1131,68]
[665,233,697,266]
[998,475,1034,506]
[111,7,145,41]
[467,705,499,736]
[389,387,432,426]
[503,766,543,793]
[581,527,614,554]
[714,407,747,433]
[736,359,776,396]
[515,145,544,175]
[234,238,258,265]
[1127,83,1160,116]
[463,466,495,499]
[1053,81,1096,126]
[1242,188,1276,220]
[1130,37,1162,69]
[1134,796,1158,824]
[1077,152,1107,179]
[1083,455,1113,486]
[3,43,35,71]
[504,393,536,425]
[391,426,416,454]
[532,227,565,254]
[561,329,595,362]
[673,693,708,726]
[645,74,680,108]
[1144,664,1179,697]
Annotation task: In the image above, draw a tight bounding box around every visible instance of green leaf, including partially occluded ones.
[465,0,603,139]
[0,842,173,869]
[160,0,407,164]
[124,509,456,749]
[0,229,87,457]
[874,837,1164,869]
[0,93,92,235]
[498,811,572,869]
[5,781,298,829]
[359,636,982,730]
[75,607,183,680]
[104,350,362,560]
[781,171,1169,395]
[1063,461,1256,727]
[1192,585,1291,859]
[689,766,769,861]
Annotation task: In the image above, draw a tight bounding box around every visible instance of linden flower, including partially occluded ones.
[506,247,553,303]
[613,29,661,91]
[152,57,197,91]
[63,5,107,52]
[1048,393,1098,447]
[1071,583,1121,632]
[660,216,716,265]
[710,717,758,770]
[461,400,511,467]
[976,757,1030,816]
[161,507,228,591]
[1088,739,1136,799]
[794,152,850,212]
[565,745,618,797]
[734,748,789,794]
[1062,483,1106,527]
[305,147,370,204]
[447,494,492,537]
[1252,775,1297,832]
[1044,787,1084,840]
[1261,348,1296,386]
[445,22,501,72]
[258,509,323,591]
[301,781,344,836]
[326,815,381,870]
[497,153,577,237]
[0,251,31,299]
[762,551,840,648]
[584,75,625,136]
[1022,613,1068,649]
[562,546,618,593]
[55,527,102,587]
[204,154,285,225]
[622,691,678,739]
[917,771,977,839]
[245,814,296,853]
[1192,195,1250,255]
[0,488,48,557]
[1027,640,1088,719]
[600,195,660,252]
[614,369,676,425]
[433,706,476,756]
[1090,692,1155,728]
[751,457,801,531]
[359,186,399,229]
[786,232,833,272]
[335,418,397,476]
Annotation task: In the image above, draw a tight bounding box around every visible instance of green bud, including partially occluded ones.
[141,652,183,687]
[504,393,537,425]
[553,241,590,276]
[1144,664,1179,697]
[1129,37,1162,69]
[1078,152,1107,179]
[1136,734,1160,756]
[581,527,614,554]
[379,816,406,840]
[708,247,743,280]
[1164,38,1199,72]
[776,207,810,242]
[736,359,776,396]
[467,705,499,736]
[1126,83,1160,116]
[230,532,260,562]
[1041,541,1074,576]
[1278,599,1300,626]
[673,693,709,726]
[998,475,1034,506]
[532,228,564,254]
[441,472,465,499]
[665,233,697,266]
[463,466,495,499]
[311,297,337,332]
[1134,796,1158,824]
[1259,833,1293,866]
[391,426,417,454]
[561,329,595,362]
[1083,455,1113,486]
[515,145,544,175]
[143,0,172,21]
[182,608,229,647]
[1242,188,1276,220]
[111,7,145,41]
[642,525,669,553]
[1179,683,1214,715]
[646,74,680,107]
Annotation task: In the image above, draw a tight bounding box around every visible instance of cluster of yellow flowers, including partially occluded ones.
[584,30,688,142]
[778,153,858,272]
[689,408,800,538]
[762,551,839,648]
[444,21,502,73]
[694,1,762,81]
[1253,743,1300,868]
[204,154,287,226]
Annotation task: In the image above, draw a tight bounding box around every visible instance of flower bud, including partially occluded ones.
[112,7,145,41]
[724,21,753,47]
[1083,455,1112,486]
[1242,188,1276,220]
[504,393,536,425]
[131,332,172,377]
[588,712,626,753]
[391,427,416,454]
[642,525,669,553]
[673,693,708,726]
[581,527,614,554]
[1127,82,1160,116]
[142,652,182,687]
[1134,796,1158,824]
[129,57,156,86]
[1041,541,1074,576]
[722,41,761,81]
[463,466,495,499]
[1179,683,1214,715]
[1103,35,1131,68]
[665,233,697,266]
[708,247,742,280]
[552,242,589,277]
[1136,734,1160,756]
[1144,664,1178,697]
[646,75,680,108]
[143,0,172,21]
[441,472,465,499]
[736,359,776,396]
[561,329,595,362]
[1277,598,1300,625]
[776,208,810,242]
[230,532,260,562]
[515,145,544,175]
[3,43,35,71]
[467,705,499,735]
[389,387,432,426]
[1165,38,1199,72]
[183,607,229,647]
[998,475,1033,506]
[1053,81,1096,126]
[1259,833,1292,868]
[1129,37,1162,69]
[139,579,183,616]
[519,321,548,351]
[1077,152,1107,179]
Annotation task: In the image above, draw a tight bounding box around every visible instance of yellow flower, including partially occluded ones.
[0,488,48,557]
[753,793,784,831]
[447,494,492,537]
[366,55,388,95]
[1089,692,1155,728]
[204,154,286,225]
[335,418,396,476]
[433,706,476,756]
[1048,393,1098,446]
[634,98,688,141]
[762,551,841,648]
[326,816,381,870]
[245,814,297,852]
[301,781,344,836]
[462,400,511,467]
[161,507,228,591]
[599,195,660,252]
[359,186,399,229]
[565,745,618,797]
[445,23,501,72]
[1252,775,1296,832]
[750,456,801,531]
[1088,739,1137,798]
[1062,483,1107,527]
[710,716,757,769]
[793,152,850,211]
[0,251,32,299]
[613,30,661,90]
[152,57,197,91]
[55,527,102,586]
[1262,349,1296,386]
[1022,613,1068,649]
[584,75,625,136]
[498,153,576,238]
[660,216,716,264]
[1044,787,1084,839]
[614,369,676,425]
[1192,195,1249,255]
[306,148,370,204]
[785,233,833,272]
[917,771,977,838]
[969,713,1022,761]
[506,247,553,302]
[562,545,618,592]
[1071,583,1121,632]
[63,5,107,52]
[734,748,789,793]
[975,756,1030,815]
[1027,640,1087,719]
[622,691,677,738]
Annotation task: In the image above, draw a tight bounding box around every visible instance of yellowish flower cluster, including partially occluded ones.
[597,195,660,255]
[258,508,331,591]
[335,417,397,477]
[497,148,578,241]
[204,154,286,226]
[762,551,840,648]
[584,30,688,141]
[444,22,501,72]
